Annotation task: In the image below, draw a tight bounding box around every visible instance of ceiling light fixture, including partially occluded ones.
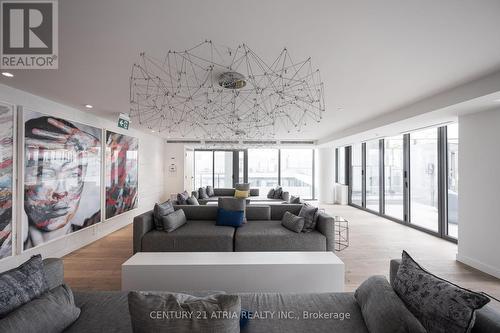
[1,72,14,78]
[130,40,325,139]
[84,104,93,109]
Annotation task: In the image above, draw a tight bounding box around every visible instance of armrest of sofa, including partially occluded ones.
[389,259,401,286]
[281,191,290,203]
[316,212,335,251]
[43,258,64,290]
[133,211,154,254]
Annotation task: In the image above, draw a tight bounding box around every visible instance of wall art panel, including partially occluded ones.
[0,103,14,259]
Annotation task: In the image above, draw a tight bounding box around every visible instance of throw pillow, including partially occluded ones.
[273,186,283,199]
[128,291,241,333]
[0,255,48,317]
[161,209,187,232]
[354,275,426,333]
[218,197,247,223]
[216,208,245,227]
[267,188,275,199]
[0,284,81,333]
[198,187,209,199]
[281,211,305,233]
[177,191,189,205]
[206,185,215,197]
[289,195,301,204]
[235,183,250,191]
[234,189,249,199]
[153,200,175,231]
[186,196,199,205]
[393,251,490,333]
[298,204,318,232]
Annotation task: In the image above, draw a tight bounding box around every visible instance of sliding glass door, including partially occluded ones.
[447,123,459,238]
[280,149,313,198]
[194,151,213,188]
[365,140,380,212]
[384,135,405,220]
[337,147,346,185]
[410,128,439,232]
[247,149,279,194]
[350,144,363,206]
[214,151,233,188]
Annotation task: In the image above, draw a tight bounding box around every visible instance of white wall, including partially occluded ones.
[0,83,166,271]
[457,108,500,278]
[164,143,187,195]
[317,147,334,204]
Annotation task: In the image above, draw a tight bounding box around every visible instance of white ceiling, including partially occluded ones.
[2,0,500,140]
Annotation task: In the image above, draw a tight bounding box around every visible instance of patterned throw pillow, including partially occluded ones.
[393,251,490,333]
[198,187,209,199]
[153,200,175,230]
[206,185,215,197]
[298,204,318,232]
[0,255,48,317]
[281,211,305,233]
[176,191,189,205]
[267,188,275,199]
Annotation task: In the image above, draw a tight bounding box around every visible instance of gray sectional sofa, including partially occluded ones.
[29,258,500,332]
[133,204,334,253]
[191,187,289,204]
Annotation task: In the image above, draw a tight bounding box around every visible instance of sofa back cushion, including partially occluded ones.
[235,183,250,191]
[270,204,303,220]
[213,188,236,197]
[246,205,271,221]
[249,188,259,197]
[174,205,218,220]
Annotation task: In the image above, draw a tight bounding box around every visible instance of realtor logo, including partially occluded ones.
[1,0,58,69]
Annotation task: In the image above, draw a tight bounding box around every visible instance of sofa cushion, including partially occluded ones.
[198,187,209,199]
[281,211,305,233]
[355,276,426,333]
[206,185,215,197]
[0,255,48,317]
[245,205,271,221]
[0,284,80,333]
[267,188,275,199]
[186,196,199,205]
[235,183,250,191]
[177,191,189,205]
[289,195,302,204]
[216,208,245,227]
[153,200,175,231]
[235,220,326,251]
[213,188,236,197]
[249,188,259,197]
[219,197,246,222]
[161,209,187,232]
[174,205,218,220]
[270,204,302,220]
[239,292,368,332]
[234,189,250,198]
[273,186,283,199]
[141,221,235,252]
[393,251,490,333]
[67,291,132,333]
[128,292,240,333]
[299,205,318,232]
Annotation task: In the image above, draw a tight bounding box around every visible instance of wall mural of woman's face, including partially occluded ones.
[24,153,86,231]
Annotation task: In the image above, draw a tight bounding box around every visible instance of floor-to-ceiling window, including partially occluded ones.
[447,123,459,238]
[248,149,279,194]
[365,140,380,212]
[410,128,439,232]
[384,135,404,220]
[194,151,213,188]
[337,147,346,184]
[280,149,313,198]
[214,151,233,188]
[351,144,363,206]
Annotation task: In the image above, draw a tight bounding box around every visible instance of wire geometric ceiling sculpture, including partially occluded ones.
[130,40,325,139]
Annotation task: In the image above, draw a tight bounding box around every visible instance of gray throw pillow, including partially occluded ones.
[281,211,305,233]
[273,186,283,199]
[161,209,187,232]
[393,251,490,333]
[186,196,199,205]
[198,187,209,199]
[177,191,189,205]
[290,195,301,204]
[206,185,215,197]
[218,197,246,222]
[355,275,426,333]
[128,291,241,333]
[0,284,80,333]
[235,183,250,191]
[153,200,175,230]
[0,255,48,317]
[298,205,318,232]
[267,188,275,199]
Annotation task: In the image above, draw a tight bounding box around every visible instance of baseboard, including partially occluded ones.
[456,253,500,279]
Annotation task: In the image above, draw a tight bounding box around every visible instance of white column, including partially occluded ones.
[317,147,334,204]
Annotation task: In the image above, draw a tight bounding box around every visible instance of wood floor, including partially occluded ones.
[63,204,500,310]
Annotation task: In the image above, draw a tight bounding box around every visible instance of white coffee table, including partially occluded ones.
[122,252,344,293]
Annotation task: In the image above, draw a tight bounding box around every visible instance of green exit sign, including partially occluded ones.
[118,113,130,130]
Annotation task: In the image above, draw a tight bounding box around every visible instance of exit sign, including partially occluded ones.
[118,113,130,130]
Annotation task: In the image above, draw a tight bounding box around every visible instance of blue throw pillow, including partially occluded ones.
[216,208,245,227]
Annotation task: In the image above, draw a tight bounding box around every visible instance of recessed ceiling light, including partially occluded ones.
[84,104,93,109]
[1,72,14,78]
